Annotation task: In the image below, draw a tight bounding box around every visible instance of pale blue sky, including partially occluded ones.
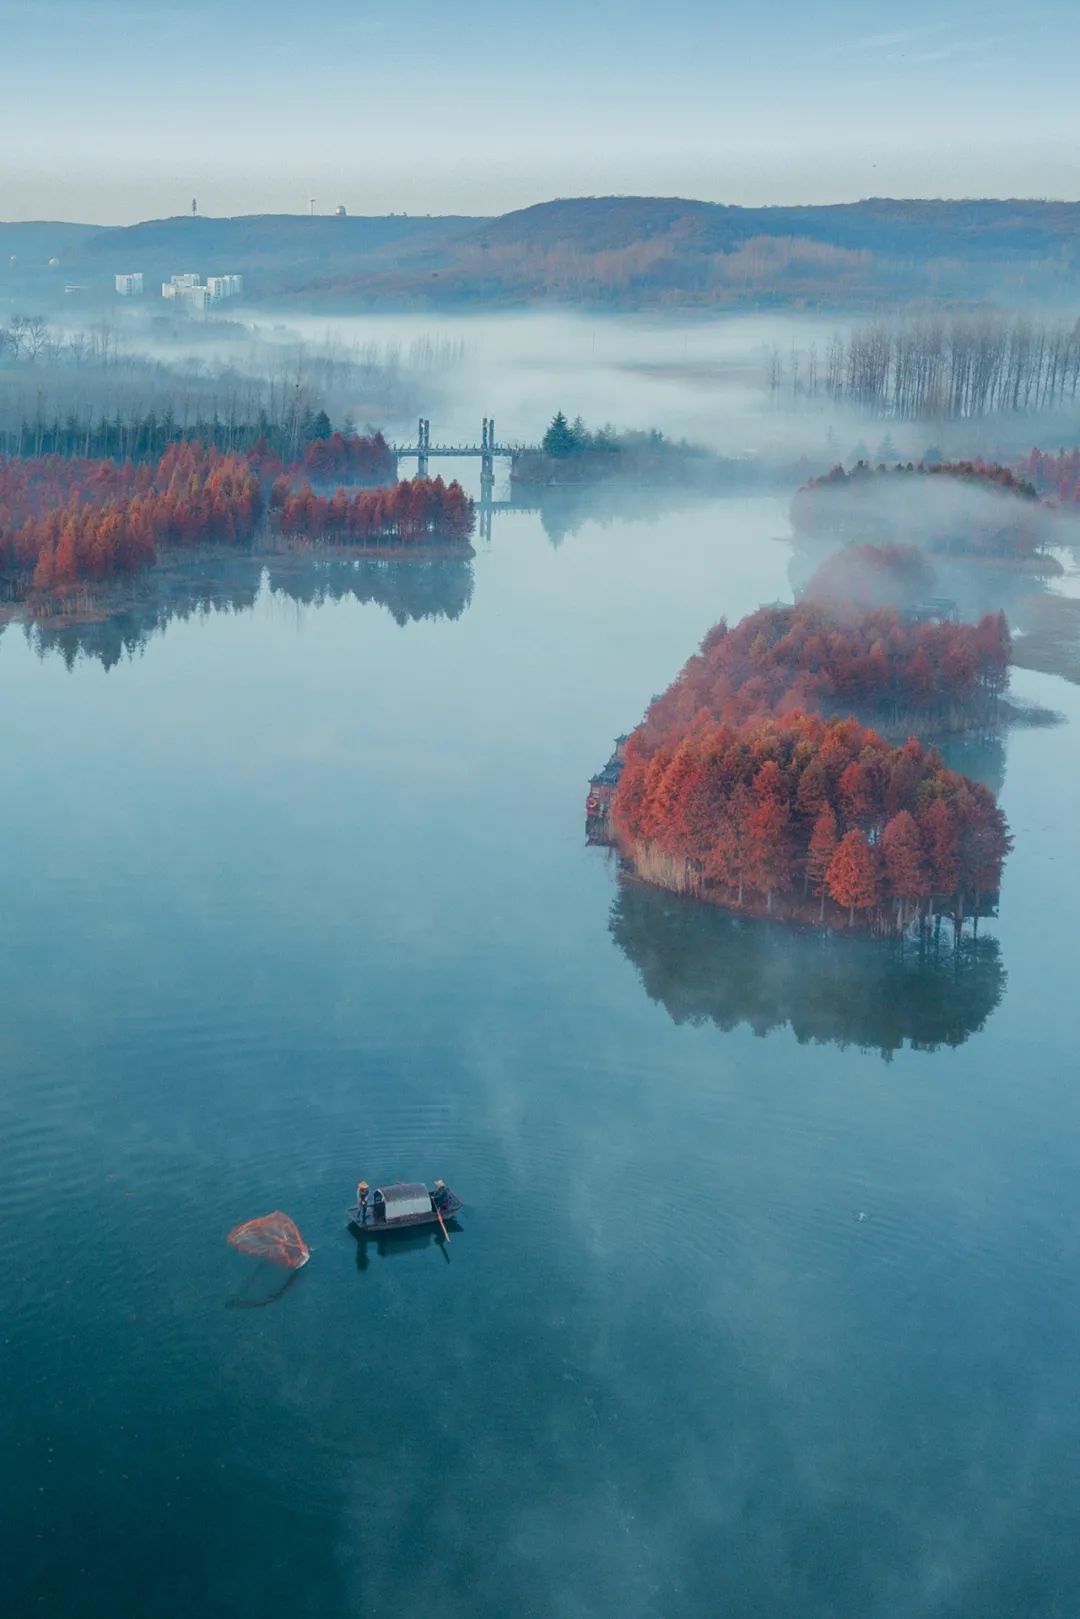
[1,0,1075,220]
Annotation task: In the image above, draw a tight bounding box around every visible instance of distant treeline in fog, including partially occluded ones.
[0,407,384,464]
[769,313,1080,420]
[0,312,419,459]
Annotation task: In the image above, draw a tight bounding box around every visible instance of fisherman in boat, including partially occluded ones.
[356,1181,370,1223]
[431,1179,449,1211]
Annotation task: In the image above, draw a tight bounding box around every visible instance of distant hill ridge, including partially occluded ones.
[3,195,1078,309]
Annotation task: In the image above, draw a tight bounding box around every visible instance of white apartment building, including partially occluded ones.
[206,274,243,301]
[161,273,200,298]
[115,272,144,296]
[162,272,243,310]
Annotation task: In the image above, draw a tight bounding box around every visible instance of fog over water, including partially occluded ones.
[8,301,1074,469]
[249,307,1078,468]
[4,310,1080,1619]
[263,308,856,456]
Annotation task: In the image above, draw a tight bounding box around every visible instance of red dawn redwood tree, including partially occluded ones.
[881,809,931,930]
[746,760,794,911]
[826,828,880,924]
[805,805,839,918]
[919,797,959,918]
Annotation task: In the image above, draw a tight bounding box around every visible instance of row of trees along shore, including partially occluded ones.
[811,314,1080,418]
[261,430,394,486]
[612,710,1010,934]
[0,442,473,605]
[0,406,395,469]
[513,412,705,486]
[269,476,474,544]
[791,460,1048,559]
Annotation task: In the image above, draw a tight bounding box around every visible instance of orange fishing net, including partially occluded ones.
[226,1211,310,1269]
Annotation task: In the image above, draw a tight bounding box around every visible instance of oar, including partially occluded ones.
[433,1201,451,1243]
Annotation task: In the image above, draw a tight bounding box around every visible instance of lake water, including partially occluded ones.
[4,325,1080,1619]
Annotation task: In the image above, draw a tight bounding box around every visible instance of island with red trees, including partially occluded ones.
[791,460,1049,562]
[635,601,1011,740]
[591,575,1013,935]
[610,709,1009,933]
[0,438,474,615]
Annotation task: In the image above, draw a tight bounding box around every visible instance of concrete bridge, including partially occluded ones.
[391,418,538,495]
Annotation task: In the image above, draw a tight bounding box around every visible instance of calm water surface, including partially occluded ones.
[4,450,1080,1616]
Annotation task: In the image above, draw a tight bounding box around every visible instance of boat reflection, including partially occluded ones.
[610,880,1006,1058]
[351,1222,459,1270]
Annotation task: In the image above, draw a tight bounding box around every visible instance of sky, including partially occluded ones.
[0,0,1075,222]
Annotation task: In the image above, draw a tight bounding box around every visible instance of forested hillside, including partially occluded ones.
[7,195,1080,310]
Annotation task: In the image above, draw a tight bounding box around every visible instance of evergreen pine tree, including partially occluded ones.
[543,411,578,459]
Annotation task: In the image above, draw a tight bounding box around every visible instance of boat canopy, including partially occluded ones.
[379,1182,432,1221]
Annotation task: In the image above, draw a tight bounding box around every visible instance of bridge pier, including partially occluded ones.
[417,417,430,479]
[480,416,495,499]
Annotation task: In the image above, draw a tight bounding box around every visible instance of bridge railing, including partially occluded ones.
[390,444,529,456]
[389,420,537,458]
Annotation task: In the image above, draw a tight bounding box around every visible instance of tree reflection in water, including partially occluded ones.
[263,551,473,628]
[12,545,474,670]
[529,475,758,548]
[610,881,1005,1058]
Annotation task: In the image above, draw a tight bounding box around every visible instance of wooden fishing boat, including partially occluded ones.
[347,1180,463,1237]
